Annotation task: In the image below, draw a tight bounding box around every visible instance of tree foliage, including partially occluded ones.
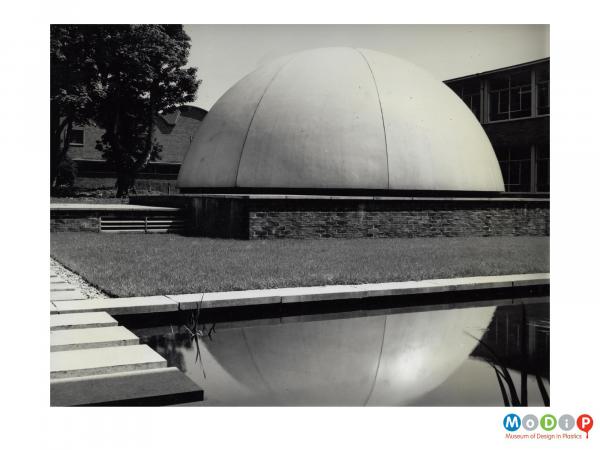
[50,25,102,187]
[50,25,200,196]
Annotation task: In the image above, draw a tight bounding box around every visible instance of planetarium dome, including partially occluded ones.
[177,47,505,192]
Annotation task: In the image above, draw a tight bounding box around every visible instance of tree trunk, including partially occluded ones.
[50,102,71,187]
[51,119,73,188]
[115,170,134,198]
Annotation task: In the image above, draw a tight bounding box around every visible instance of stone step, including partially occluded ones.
[50,282,76,291]
[51,290,88,302]
[51,326,139,352]
[50,367,203,406]
[52,295,178,315]
[50,278,65,284]
[50,344,166,379]
[50,312,118,331]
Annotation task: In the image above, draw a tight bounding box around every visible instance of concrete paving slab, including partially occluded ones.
[51,312,118,330]
[51,326,139,352]
[279,284,365,303]
[53,296,178,315]
[351,281,429,297]
[171,289,282,310]
[50,282,76,291]
[509,273,550,286]
[50,367,203,406]
[166,293,204,310]
[426,275,514,291]
[51,290,87,301]
[50,344,166,379]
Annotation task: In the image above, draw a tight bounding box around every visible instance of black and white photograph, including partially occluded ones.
[48,24,550,407]
[3,3,599,448]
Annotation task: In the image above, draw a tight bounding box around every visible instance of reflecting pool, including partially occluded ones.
[126,297,549,406]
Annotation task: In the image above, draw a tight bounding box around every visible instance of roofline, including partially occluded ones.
[178,104,207,114]
[444,57,550,83]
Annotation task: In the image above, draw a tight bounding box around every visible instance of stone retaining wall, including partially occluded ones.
[248,204,549,239]
[130,194,550,239]
[51,215,101,232]
[50,208,184,233]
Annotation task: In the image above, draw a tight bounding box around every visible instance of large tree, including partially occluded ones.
[50,25,101,187]
[93,25,199,197]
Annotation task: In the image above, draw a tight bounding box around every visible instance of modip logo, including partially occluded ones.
[503,414,521,432]
[577,414,594,439]
[503,413,594,440]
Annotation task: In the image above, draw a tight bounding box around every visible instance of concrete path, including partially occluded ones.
[51,326,140,352]
[49,263,203,406]
[50,312,118,330]
[51,368,204,406]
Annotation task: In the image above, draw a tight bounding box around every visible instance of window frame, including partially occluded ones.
[69,128,85,147]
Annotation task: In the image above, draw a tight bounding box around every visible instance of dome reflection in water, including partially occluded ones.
[139,305,510,406]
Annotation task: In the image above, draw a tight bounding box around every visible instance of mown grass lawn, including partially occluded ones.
[50,233,549,297]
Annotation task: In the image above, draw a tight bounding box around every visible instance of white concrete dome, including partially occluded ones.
[178,47,505,192]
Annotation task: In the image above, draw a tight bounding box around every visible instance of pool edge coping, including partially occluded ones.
[50,273,550,315]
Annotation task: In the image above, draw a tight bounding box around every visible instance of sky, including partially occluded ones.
[183,24,549,111]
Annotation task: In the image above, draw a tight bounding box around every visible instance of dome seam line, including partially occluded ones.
[363,315,387,406]
[233,56,297,188]
[355,48,390,189]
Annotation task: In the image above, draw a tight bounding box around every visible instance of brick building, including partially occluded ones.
[445,58,550,193]
[66,105,206,192]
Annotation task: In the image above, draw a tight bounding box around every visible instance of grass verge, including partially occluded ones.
[50,233,549,297]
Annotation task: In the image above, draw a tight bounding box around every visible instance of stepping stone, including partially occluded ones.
[50,283,76,291]
[51,326,139,352]
[50,367,203,406]
[53,296,178,315]
[50,312,118,331]
[50,344,166,379]
[51,290,87,302]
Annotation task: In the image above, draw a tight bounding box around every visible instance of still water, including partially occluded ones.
[127,297,549,406]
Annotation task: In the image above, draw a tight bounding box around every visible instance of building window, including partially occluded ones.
[536,143,549,192]
[496,146,531,192]
[449,80,481,120]
[69,128,84,146]
[488,70,532,122]
[450,79,481,121]
[536,65,550,116]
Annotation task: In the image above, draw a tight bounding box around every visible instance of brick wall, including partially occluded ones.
[51,216,100,232]
[154,109,206,162]
[248,203,549,239]
[68,105,206,162]
[130,195,550,240]
[73,175,178,194]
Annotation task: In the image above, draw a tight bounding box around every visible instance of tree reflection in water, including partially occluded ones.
[470,301,550,406]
